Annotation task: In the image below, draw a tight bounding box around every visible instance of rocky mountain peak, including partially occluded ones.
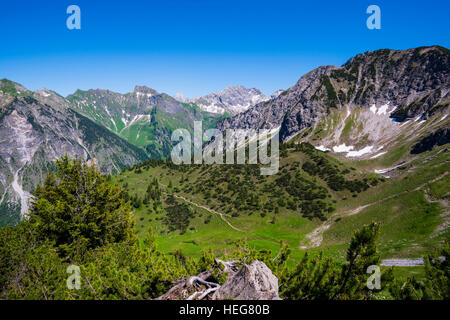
[173,92,188,102]
[0,81,149,224]
[34,89,69,110]
[0,79,29,98]
[182,85,269,115]
[270,89,284,99]
[134,85,159,97]
[216,46,449,161]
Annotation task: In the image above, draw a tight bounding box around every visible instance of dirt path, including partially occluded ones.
[423,184,450,235]
[159,183,243,232]
[301,171,450,249]
[171,193,243,232]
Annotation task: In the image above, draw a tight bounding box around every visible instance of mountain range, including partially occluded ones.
[0,82,271,225]
[111,47,449,269]
[174,85,281,115]
[67,85,229,158]
[0,45,449,229]
[217,46,449,159]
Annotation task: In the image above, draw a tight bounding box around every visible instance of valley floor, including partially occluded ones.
[113,141,449,284]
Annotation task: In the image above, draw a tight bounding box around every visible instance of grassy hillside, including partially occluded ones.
[321,144,449,258]
[110,138,449,276]
[67,90,229,159]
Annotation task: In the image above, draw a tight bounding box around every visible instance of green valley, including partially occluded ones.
[113,139,449,272]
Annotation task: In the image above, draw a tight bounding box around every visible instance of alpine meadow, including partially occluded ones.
[0,0,449,305]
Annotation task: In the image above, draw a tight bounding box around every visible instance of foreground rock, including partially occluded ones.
[212,261,280,300]
[155,260,280,300]
[155,270,216,300]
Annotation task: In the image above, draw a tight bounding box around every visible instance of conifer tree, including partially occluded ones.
[28,155,135,259]
[390,241,449,300]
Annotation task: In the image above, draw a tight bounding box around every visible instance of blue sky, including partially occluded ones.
[0,0,449,97]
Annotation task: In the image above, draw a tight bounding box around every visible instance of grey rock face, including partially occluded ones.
[212,261,280,300]
[270,89,285,99]
[411,128,450,154]
[0,83,148,225]
[134,85,159,96]
[155,260,281,300]
[179,85,270,115]
[281,46,449,141]
[215,46,450,143]
[216,65,336,134]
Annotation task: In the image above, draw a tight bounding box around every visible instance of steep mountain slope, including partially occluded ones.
[114,139,448,265]
[109,46,449,269]
[216,46,449,160]
[68,86,226,158]
[0,79,148,226]
[175,85,271,115]
[1,45,448,265]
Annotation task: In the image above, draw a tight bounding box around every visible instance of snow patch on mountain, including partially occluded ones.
[346,146,374,157]
[370,151,387,159]
[400,120,411,127]
[333,144,354,153]
[177,86,270,115]
[201,103,226,114]
[331,143,381,158]
[377,104,389,115]
[369,103,394,116]
[315,145,330,152]
[104,106,117,131]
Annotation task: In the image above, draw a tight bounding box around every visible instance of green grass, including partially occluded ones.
[428,173,450,199]
[323,190,443,258]
[112,140,449,278]
[113,147,351,264]
[0,79,17,96]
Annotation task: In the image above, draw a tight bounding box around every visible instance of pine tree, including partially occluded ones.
[333,221,385,299]
[279,222,391,300]
[390,241,449,300]
[28,155,135,260]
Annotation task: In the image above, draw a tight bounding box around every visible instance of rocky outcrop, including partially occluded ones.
[212,261,280,300]
[155,260,280,300]
[155,270,218,300]
[214,46,450,144]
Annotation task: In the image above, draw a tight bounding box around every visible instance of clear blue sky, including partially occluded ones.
[1,0,449,97]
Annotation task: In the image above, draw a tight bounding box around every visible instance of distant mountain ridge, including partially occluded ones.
[0,79,148,225]
[216,46,450,159]
[1,45,449,226]
[67,85,227,158]
[175,85,280,115]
